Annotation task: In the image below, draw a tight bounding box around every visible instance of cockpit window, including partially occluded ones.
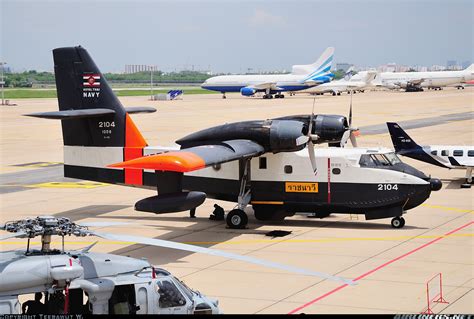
[359,153,397,167]
[371,154,391,166]
[359,154,376,167]
[157,280,186,308]
[173,277,194,300]
[384,152,401,165]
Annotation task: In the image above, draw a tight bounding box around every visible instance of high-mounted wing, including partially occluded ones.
[109,139,264,172]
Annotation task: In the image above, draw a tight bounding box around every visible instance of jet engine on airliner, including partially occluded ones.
[240,87,256,96]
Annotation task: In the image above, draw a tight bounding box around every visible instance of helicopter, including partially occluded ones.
[0,216,353,314]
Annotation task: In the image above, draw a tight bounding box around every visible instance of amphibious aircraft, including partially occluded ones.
[27,46,441,230]
[0,216,352,314]
[200,47,335,99]
[387,122,474,188]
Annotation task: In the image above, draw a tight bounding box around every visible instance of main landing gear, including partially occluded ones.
[226,159,251,229]
[461,167,473,188]
[391,216,405,228]
[262,94,273,99]
[222,92,227,99]
[274,93,285,98]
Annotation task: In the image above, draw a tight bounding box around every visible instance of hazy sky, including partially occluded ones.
[1,0,473,73]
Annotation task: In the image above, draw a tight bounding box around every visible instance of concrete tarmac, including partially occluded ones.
[0,88,473,314]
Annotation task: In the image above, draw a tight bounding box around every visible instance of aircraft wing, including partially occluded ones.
[248,82,281,90]
[408,78,424,86]
[109,139,264,172]
[303,79,325,86]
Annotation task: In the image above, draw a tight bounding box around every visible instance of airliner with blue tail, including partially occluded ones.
[201,47,335,99]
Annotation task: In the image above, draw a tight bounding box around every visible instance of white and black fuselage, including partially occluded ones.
[64,146,439,222]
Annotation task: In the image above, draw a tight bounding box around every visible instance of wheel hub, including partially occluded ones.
[231,215,241,225]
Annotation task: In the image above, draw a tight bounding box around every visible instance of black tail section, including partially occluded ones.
[386,122,421,153]
[53,46,128,147]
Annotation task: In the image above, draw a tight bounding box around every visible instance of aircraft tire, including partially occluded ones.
[226,209,248,229]
[391,216,405,229]
[461,183,472,189]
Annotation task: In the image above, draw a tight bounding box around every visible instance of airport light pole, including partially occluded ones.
[149,65,156,101]
[0,61,5,105]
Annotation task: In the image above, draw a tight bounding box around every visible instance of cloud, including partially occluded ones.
[248,8,286,27]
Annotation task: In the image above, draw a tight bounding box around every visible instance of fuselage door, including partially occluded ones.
[134,284,149,314]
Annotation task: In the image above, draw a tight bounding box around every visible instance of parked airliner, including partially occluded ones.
[201,47,335,99]
[374,65,474,91]
[301,70,377,96]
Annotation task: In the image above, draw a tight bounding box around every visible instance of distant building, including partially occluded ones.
[335,63,351,72]
[461,60,471,69]
[446,60,458,70]
[125,65,158,74]
[430,65,446,71]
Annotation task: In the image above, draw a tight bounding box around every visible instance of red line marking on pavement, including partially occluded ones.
[288,221,473,314]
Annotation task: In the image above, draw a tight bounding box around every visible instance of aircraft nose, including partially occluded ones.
[429,178,442,191]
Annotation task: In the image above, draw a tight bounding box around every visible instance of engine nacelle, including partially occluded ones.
[176,120,307,153]
[269,120,307,152]
[317,75,332,83]
[273,114,348,143]
[313,115,348,142]
[240,87,256,96]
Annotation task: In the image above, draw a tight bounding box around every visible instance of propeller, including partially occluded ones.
[340,90,359,147]
[307,98,319,175]
[91,231,355,285]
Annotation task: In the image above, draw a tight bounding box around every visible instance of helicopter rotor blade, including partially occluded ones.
[79,221,130,227]
[0,231,27,241]
[91,231,354,285]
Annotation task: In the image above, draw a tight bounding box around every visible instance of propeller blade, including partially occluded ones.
[296,135,310,146]
[307,98,318,173]
[92,231,354,285]
[350,132,358,147]
[340,130,351,148]
[0,231,27,241]
[308,141,317,174]
[349,91,353,127]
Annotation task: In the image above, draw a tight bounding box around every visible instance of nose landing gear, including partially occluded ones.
[391,216,406,228]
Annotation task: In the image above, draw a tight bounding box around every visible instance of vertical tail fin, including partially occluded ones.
[53,46,146,148]
[26,46,148,186]
[386,122,421,153]
[291,47,335,80]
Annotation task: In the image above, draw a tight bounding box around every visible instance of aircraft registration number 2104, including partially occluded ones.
[377,184,398,191]
[285,182,319,193]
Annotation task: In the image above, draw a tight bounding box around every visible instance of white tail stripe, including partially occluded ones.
[64,146,124,169]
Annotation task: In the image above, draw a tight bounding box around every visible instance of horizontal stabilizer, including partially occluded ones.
[125,107,157,114]
[25,108,115,120]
